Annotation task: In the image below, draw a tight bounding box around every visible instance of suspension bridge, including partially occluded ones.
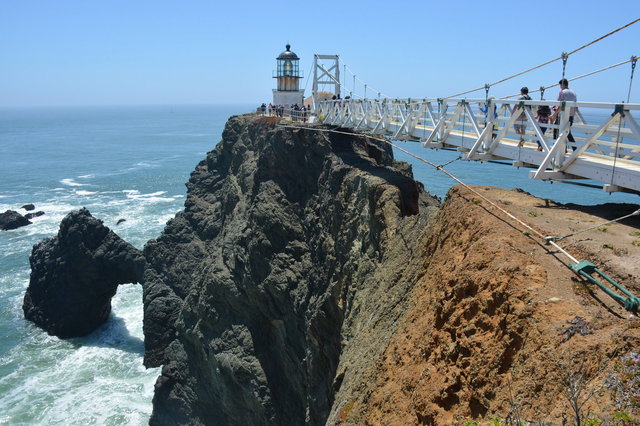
[308,19,640,195]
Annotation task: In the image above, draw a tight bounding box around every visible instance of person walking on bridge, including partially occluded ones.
[550,79,577,151]
[512,87,531,145]
[480,97,499,141]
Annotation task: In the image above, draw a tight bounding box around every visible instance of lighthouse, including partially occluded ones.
[272,44,304,107]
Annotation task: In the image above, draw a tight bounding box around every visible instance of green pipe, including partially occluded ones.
[570,260,639,313]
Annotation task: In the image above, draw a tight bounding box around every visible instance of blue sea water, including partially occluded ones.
[0,104,251,425]
[0,104,638,425]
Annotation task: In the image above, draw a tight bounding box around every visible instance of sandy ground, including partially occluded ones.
[340,185,640,424]
[484,186,640,317]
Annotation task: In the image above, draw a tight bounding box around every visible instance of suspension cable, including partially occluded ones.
[460,101,466,142]
[499,57,638,99]
[627,56,638,103]
[302,65,314,94]
[321,71,365,100]
[549,209,640,243]
[445,18,640,99]
[567,18,640,56]
[610,109,625,187]
[342,61,390,99]
[482,84,491,124]
[561,52,569,80]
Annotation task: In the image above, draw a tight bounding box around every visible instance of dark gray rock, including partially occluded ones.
[116,218,126,225]
[0,210,31,231]
[25,211,45,220]
[23,208,146,338]
[144,116,439,425]
[22,203,35,211]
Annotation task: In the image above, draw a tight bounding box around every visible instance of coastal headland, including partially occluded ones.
[24,113,640,424]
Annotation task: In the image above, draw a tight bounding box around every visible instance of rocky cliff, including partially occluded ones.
[143,115,640,424]
[142,115,439,425]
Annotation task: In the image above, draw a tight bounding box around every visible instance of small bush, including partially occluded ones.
[601,243,627,256]
[605,352,640,414]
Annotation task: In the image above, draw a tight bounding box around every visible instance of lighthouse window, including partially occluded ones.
[284,60,292,75]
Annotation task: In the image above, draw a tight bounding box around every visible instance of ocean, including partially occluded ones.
[0,104,638,425]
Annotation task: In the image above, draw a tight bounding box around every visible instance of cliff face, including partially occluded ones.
[142,115,439,424]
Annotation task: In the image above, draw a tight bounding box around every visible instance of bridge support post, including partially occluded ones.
[312,54,340,114]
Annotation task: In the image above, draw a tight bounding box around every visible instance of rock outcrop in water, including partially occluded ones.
[0,210,31,231]
[23,208,145,338]
[142,115,438,424]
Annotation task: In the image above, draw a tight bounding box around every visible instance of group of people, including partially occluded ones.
[260,103,309,121]
[482,79,578,151]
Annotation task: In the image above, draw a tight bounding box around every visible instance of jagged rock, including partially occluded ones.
[22,203,35,211]
[23,208,145,338]
[0,210,31,231]
[25,211,45,220]
[144,115,438,425]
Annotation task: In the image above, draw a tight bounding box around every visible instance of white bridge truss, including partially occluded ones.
[317,98,640,194]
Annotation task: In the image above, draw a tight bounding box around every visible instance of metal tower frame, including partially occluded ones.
[312,54,340,112]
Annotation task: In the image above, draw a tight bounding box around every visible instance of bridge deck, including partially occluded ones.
[318,98,640,194]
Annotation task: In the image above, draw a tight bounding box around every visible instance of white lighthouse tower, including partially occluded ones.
[272,44,304,107]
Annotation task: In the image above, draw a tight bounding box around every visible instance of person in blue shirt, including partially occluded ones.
[479,97,499,140]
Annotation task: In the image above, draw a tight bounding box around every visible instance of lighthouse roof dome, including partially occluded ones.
[277,44,299,60]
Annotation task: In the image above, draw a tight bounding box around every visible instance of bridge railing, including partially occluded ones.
[317,98,640,193]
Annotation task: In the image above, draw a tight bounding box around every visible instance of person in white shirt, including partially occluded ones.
[550,79,577,151]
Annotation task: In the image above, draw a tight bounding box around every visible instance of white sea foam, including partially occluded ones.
[0,285,159,425]
[125,190,175,203]
[60,178,86,187]
[75,190,97,196]
[77,174,94,179]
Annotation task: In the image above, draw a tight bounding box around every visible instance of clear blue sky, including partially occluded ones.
[1,1,638,107]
